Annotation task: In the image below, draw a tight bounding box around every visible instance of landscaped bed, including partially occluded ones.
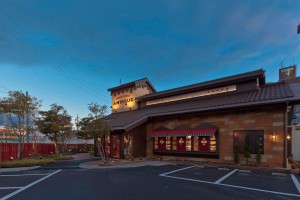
[0,155,73,168]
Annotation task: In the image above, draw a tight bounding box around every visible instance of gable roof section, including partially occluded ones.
[103,82,296,132]
[107,77,157,92]
[138,69,265,101]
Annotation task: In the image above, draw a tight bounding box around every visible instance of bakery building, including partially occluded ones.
[103,66,300,167]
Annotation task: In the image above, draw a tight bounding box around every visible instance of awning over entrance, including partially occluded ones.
[150,128,217,137]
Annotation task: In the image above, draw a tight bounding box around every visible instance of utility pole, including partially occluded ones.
[75,114,79,131]
[26,91,29,143]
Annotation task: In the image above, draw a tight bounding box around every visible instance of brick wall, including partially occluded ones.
[146,107,286,167]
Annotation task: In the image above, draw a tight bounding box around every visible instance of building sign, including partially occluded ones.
[279,65,296,81]
[146,85,236,106]
[113,95,135,106]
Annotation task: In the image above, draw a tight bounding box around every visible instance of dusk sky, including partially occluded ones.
[0,0,300,121]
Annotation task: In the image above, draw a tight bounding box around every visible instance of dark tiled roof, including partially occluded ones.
[138,69,265,101]
[107,77,157,92]
[283,77,300,84]
[104,82,296,131]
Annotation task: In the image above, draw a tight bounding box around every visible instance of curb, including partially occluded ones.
[0,166,40,173]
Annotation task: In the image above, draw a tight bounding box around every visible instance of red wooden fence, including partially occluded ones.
[0,143,55,161]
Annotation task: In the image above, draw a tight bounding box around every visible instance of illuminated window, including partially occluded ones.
[166,136,171,151]
[193,136,199,151]
[186,136,192,151]
[210,135,216,152]
[172,137,177,150]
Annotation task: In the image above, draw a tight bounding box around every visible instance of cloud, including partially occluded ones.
[0,0,299,85]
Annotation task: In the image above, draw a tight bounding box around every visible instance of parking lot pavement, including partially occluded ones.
[0,169,60,200]
[159,165,300,199]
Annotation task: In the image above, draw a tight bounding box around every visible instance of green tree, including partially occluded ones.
[76,116,93,150]
[0,91,42,159]
[244,134,252,165]
[36,103,73,155]
[256,140,262,165]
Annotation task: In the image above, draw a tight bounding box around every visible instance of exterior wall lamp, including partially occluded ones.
[272,132,277,142]
[287,134,291,140]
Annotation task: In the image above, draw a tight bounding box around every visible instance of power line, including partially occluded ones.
[0,9,110,102]
[268,39,300,77]
[0,85,10,91]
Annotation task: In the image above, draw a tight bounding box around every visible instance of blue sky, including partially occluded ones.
[0,0,300,120]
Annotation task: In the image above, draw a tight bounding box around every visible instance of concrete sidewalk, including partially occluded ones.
[80,160,171,169]
[72,153,92,160]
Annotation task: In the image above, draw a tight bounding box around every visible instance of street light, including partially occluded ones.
[297,23,300,34]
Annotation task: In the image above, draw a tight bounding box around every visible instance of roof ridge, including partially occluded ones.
[138,69,265,100]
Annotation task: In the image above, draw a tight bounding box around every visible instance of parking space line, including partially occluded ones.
[159,166,194,176]
[161,172,300,198]
[214,169,238,184]
[0,187,22,190]
[0,170,61,200]
[290,174,300,194]
[163,174,213,184]
[0,174,49,177]
[219,182,300,198]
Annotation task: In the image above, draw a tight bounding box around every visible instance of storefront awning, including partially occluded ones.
[150,128,217,137]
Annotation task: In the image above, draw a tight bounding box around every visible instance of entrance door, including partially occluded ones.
[111,134,121,158]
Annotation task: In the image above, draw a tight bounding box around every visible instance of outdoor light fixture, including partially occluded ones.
[272,132,277,142]
[297,23,300,34]
[287,134,291,140]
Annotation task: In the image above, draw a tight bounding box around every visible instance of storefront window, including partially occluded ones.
[158,137,166,150]
[177,137,186,151]
[172,137,177,150]
[199,136,210,152]
[153,134,218,154]
[193,136,199,151]
[210,136,217,152]
[166,136,171,150]
[186,136,192,151]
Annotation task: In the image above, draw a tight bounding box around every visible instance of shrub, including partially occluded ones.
[256,140,262,165]
[233,144,239,164]
[244,134,251,165]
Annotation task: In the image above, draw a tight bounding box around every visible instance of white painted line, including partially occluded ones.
[238,170,251,173]
[0,174,48,177]
[163,175,213,184]
[0,170,61,200]
[0,187,22,190]
[161,174,300,198]
[159,166,194,176]
[214,169,238,184]
[290,174,300,194]
[219,182,300,198]
[271,172,287,177]
[218,168,230,171]
[196,165,204,168]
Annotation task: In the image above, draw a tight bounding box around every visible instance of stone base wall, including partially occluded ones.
[146,107,286,167]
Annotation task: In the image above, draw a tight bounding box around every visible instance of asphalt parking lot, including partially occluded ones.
[0,161,300,200]
[160,165,300,198]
